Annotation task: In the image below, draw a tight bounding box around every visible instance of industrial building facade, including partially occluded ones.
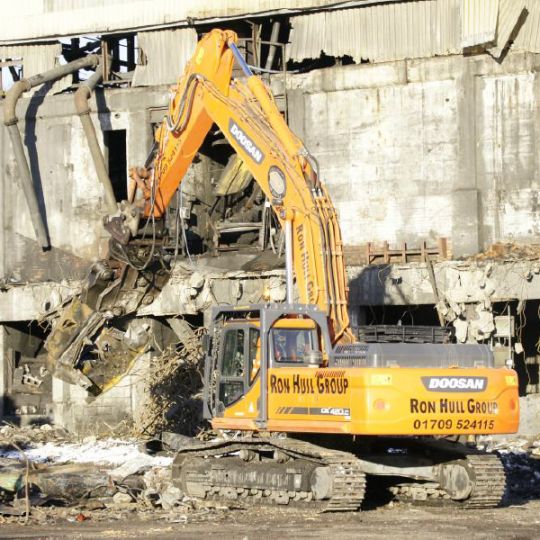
[0,0,539,432]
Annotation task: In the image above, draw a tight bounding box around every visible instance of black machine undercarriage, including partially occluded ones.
[171,435,507,512]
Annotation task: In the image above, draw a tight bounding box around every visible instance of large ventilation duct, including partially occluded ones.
[74,62,117,214]
[3,54,101,249]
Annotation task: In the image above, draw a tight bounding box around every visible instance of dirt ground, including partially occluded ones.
[1,427,538,539]
[1,499,539,540]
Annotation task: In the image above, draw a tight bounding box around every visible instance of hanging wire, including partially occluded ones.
[179,181,193,265]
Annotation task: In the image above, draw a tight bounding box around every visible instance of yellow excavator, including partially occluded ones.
[114,29,520,510]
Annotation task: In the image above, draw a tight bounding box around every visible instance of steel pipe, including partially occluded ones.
[74,63,117,213]
[227,40,254,77]
[3,54,101,249]
[285,218,294,304]
[264,21,281,71]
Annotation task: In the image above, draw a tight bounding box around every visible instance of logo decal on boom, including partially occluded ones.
[421,376,487,392]
[229,119,264,164]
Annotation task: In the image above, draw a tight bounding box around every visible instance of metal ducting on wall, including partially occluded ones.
[3,54,101,249]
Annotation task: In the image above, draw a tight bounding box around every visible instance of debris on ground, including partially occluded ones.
[0,424,187,524]
[135,326,207,437]
[468,242,540,262]
[477,435,540,503]
[1,422,540,525]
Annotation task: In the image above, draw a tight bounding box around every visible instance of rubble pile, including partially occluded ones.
[501,452,540,502]
[136,327,207,437]
[477,435,540,502]
[0,424,226,525]
[469,242,540,262]
[0,423,540,525]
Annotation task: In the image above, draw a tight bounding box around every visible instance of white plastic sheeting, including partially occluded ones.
[0,437,172,467]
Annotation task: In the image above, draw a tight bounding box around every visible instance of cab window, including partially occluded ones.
[222,329,245,377]
[272,328,314,363]
[219,329,245,407]
[249,328,260,382]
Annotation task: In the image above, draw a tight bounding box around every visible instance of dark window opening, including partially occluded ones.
[0,57,23,93]
[103,34,138,74]
[2,321,52,420]
[104,129,127,201]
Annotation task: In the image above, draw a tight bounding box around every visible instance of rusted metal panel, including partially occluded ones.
[288,1,461,64]
[214,154,253,196]
[132,28,197,87]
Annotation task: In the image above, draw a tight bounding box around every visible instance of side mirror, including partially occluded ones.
[305,349,322,367]
[201,334,212,354]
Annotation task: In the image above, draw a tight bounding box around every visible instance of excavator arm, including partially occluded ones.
[141,29,354,344]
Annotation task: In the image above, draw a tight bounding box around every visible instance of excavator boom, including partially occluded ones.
[143,29,352,344]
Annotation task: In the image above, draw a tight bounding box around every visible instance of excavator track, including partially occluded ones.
[172,437,366,512]
[390,453,506,509]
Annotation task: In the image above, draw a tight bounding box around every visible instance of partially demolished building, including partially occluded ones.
[0,0,539,434]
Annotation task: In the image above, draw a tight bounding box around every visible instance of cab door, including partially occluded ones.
[216,325,260,418]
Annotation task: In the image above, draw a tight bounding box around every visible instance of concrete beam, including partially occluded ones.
[0,282,81,322]
[349,259,540,307]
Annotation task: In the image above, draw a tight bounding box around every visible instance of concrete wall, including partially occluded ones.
[0,86,168,284]
[284,52,540,257]
[0,51,539,284]
[52,353,150,436]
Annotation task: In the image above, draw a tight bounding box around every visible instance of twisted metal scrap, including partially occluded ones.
[136,328,207,437]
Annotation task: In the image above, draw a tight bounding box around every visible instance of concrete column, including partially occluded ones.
[451,188,480,257]
[285,88,306,138]
[0,326,7,419]
[128,110,153,171]
[534,58,540,205]
[51,375,71,428]
[452,57,481,257]
[0,118,6,279]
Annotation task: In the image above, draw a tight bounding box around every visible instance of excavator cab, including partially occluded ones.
[202,304,330,425]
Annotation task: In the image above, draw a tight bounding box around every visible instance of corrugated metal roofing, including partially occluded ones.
[0,0,392,45]
[461,0,499,48]
[132,28,197,87]
[514,0,540,53]
[0,43,70,94]
[288,0,539,64]
[288,0,461,64]
[488,0,527,58]
[1,0,538,86]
